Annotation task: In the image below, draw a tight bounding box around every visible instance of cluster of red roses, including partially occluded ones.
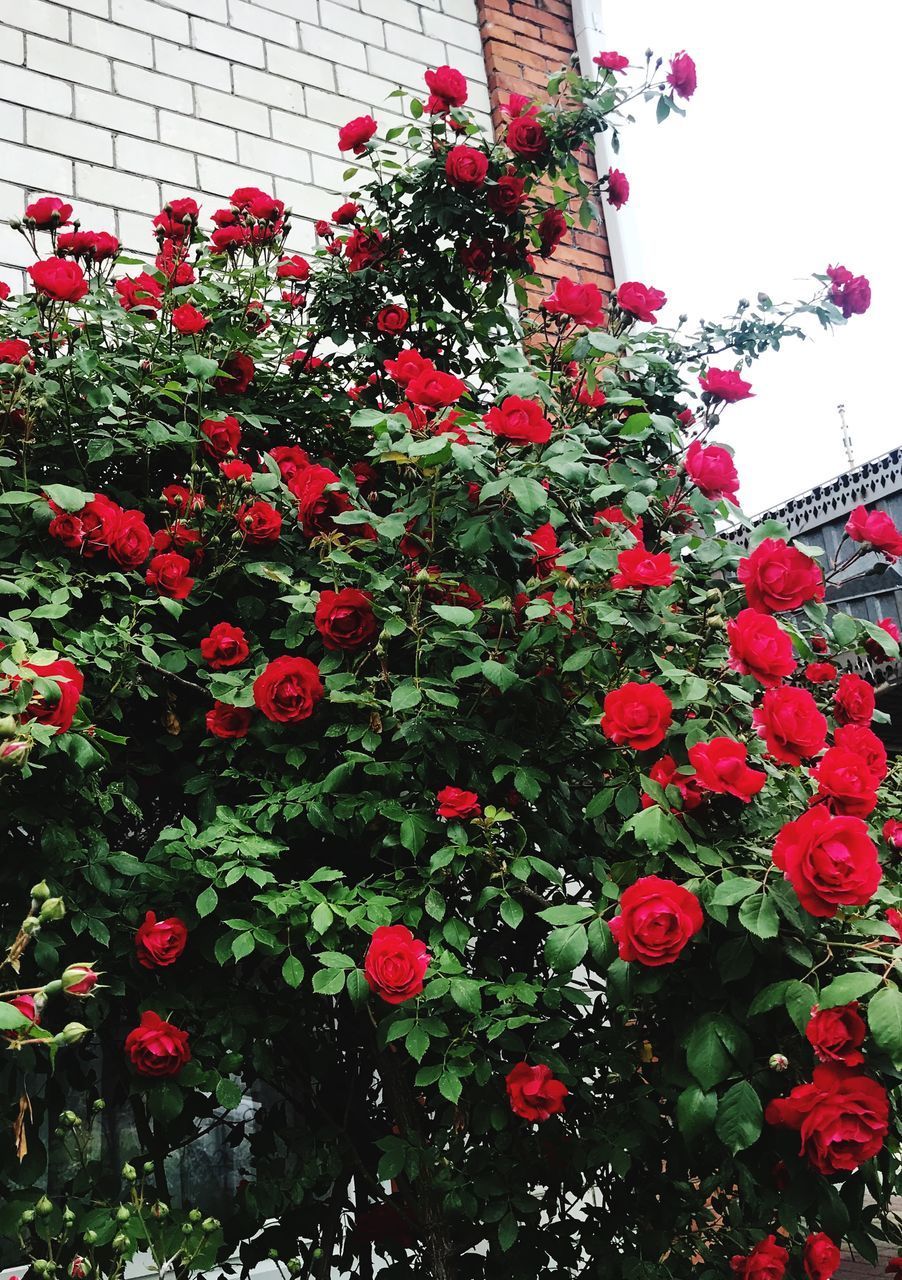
[731,1232,841,1280]
[124,911,190,1078]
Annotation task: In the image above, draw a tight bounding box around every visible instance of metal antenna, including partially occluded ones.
[837,403,855,469]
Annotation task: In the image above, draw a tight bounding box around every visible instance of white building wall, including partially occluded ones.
[0,0,490,289]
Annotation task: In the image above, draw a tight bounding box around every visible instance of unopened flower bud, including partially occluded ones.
[112,1234,129,1252]
[22,914,41,934]
[39,896,66,923]
[30,879,50,901]
[62,964,99,996]
[63,1208,76,1226]
[83,1230,98,1245]
[151,1202,169,1220]
[201,1218,219,1233]
[69,1256,90,1279]
[769,1053,789,1072]
[182,1223,194,1236]
[36,1195,54,1216]
[115,1206,130,1223]
[143,1160,155,1174]
[55,1021,90,1046]
[122,1162,137,1182]
[92,1098,105,1112]
[0,739,31,769]
[0,714,20,738]
[20,1209,35,1225]
[188,1209,202,1223]
[61,1110,80,1127]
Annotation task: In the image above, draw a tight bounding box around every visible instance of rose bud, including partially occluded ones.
[62,964,99,996]
[54,1021,90,1045]
[769,1053,789,1071]
[0,739,31,769]
[39,896,66,923]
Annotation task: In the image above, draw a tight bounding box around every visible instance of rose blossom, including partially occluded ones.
[424,64,468,113]
[752,686,827,765]
[135,911,188,968]
[405,368,466,408]
[730,1236,788,1280]
[803,1234,841,1280]
[482,395,552,445]
[171,303,208,335]
[771,807,881,917]
[21,659,83,733]
[125,1010,190,1078]
[29,258,89,303]
[445,145,488,188]
[200,414,241,459]
[726,609,797,687]
[827,264,871,318]
[505,1062,568,1121]
[610,545,676,589]
[506,114,548,157]
[314,588,378,651]
[835,723,887,782]
[200,623,249,670]
[206,701,253,739]
[601,681,673,750]
[667,51,697,99]
[688,738,766,802]
[115,272,163,312]
[108,509,152,570]
[436,786,481,820]
[737,537,824,613]
[594,50,629,71]
[236,500,282,545]
[606,167,630,209]
[845,506,902,558]
[543,277,605,327]
[61,964,99,996]
[809,746,878,817]
[617,281,666,323]
[883,819,902,850]
[537,208,566,257]
[805,1002,866,1066]
[685,440,739,503]
[25,196,73,227]
[641,754,704,813]
[765,1064,888,1173]
[610,875,703,966]
[338,114,377,154]
[699,367,753,402]
[253,655,324,723]
[833,672,875,726]
[145,552,194,600]
[805,661,837,684]
[526,522,561,577]
[214,351,255,396]
[364,924,430,1004]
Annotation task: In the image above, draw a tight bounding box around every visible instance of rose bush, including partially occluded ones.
[0,44,900,1280]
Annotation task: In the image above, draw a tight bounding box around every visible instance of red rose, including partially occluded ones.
[62,964,99,996]
[617,281,666,323]
[594,50,629,71]
[772,807,881,917]
[162,484,203,514]
[377,305,409,334]
[236,500,282,545]
[424,64,468,113]
[145,552,194,599]
[699,366,753,401]
[827,265,871,318]
[253,655,324,723]
[344,227,386,273]
[21,658,83,733]
[487,173,526,217]
[505,1062,568,1121]
[887,909,902,941]
[153,196,199,239]
[274,254,310,284]
[436,786,481,820]
[606,166,630,209]
[845,505,902,558]
[0,339,34,369]
[29,257,89,303]
[206,701,253,739]
[314,588,378,652]
[765,1064,888,1173]
[833,672,875,726]
[200,622,249,670]
[25,196,74,228]
[293,464,356,537]
[332,201,360,224]
[171,303,208,334]
[809,746,878,817]
[445,144,488,188]
[221,459,253,481]
[805,1002,866,1066]
[883,819,902,850]
[384,348,433,386]
[338,114,377,154]
[115,272,163,312]
[214,351,255,395]
[727,609,797,687]
[803,1234,841,1280]
[610,875,703,966]
[107,509,152,570]
[688,737,766,802]
[685,439,739,503]
[482,395,552,445]
[730,1236,788,1280]
[507,114,548,157]
[200,414,241,459]
[594,507,642,540]
[0,282,9,301]
[835,723,887,782]
[537,207,566,257]
[543,277,605,327]
[269,444,310,483]
[157,241,194,281]
[805,661,837,684]
[601,681,673,751]
[738,538,824,613]
[667,51,697,99]
[641,754,703,813]
[610,545,676,589]
[364,924,430,1004]
[526,522,562,578]
[211,225,248,252]
[752,686,827,765]
[79,494,122,555]
[125,1010,190,1078]
[135,911,188,968]
[10,992,39,1025]
[405,367,466,408]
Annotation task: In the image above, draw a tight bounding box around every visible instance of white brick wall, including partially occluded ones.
[0,0,490,293]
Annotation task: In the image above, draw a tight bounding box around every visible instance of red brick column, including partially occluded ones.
[476,0,615,311]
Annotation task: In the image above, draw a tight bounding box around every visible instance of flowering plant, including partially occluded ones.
[0,46,899,1280]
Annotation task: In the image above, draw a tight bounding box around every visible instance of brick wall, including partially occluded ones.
[476,0,614,310]
[0,0,491,291]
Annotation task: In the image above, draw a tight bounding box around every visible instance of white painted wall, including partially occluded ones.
[0,0,490,288]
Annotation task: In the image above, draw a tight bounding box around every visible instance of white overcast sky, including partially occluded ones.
[596,1,900,514]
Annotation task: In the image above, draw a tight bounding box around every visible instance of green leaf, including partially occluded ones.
[748,981,789,1017]
[400,814,426,855]
[819,972,881,1009]
[711,877,759,907]
[431,604,477,625]
[508,476,548,515]
[391,682,422,712]
[623,805,681,850]
[738,893,779,939]
[544,923,588,973]
[42,483,93,512]
[196,886,218,918]
[685,1015,745,1091]
[215,1077,244,1110]
[500,897,524,929]
[231,932,255,961]
[282,955,304,988]
[312,967,346,995]
[714,1081,763,1153]
[449,977,482,1013]
[482,659,518,692]
[830,612,858,648]
[537,904,593,925]
[438,1071,462,1104]
[311,902,333,934]
[0,1001,29,1031]
[868,986,902,1062]
[784,980,818,1034]
[183,352,219,381]
[498,1212,519,1252]
[405,1024,429,1062]
[587,917,616,970]
[675,1085,717,1142]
